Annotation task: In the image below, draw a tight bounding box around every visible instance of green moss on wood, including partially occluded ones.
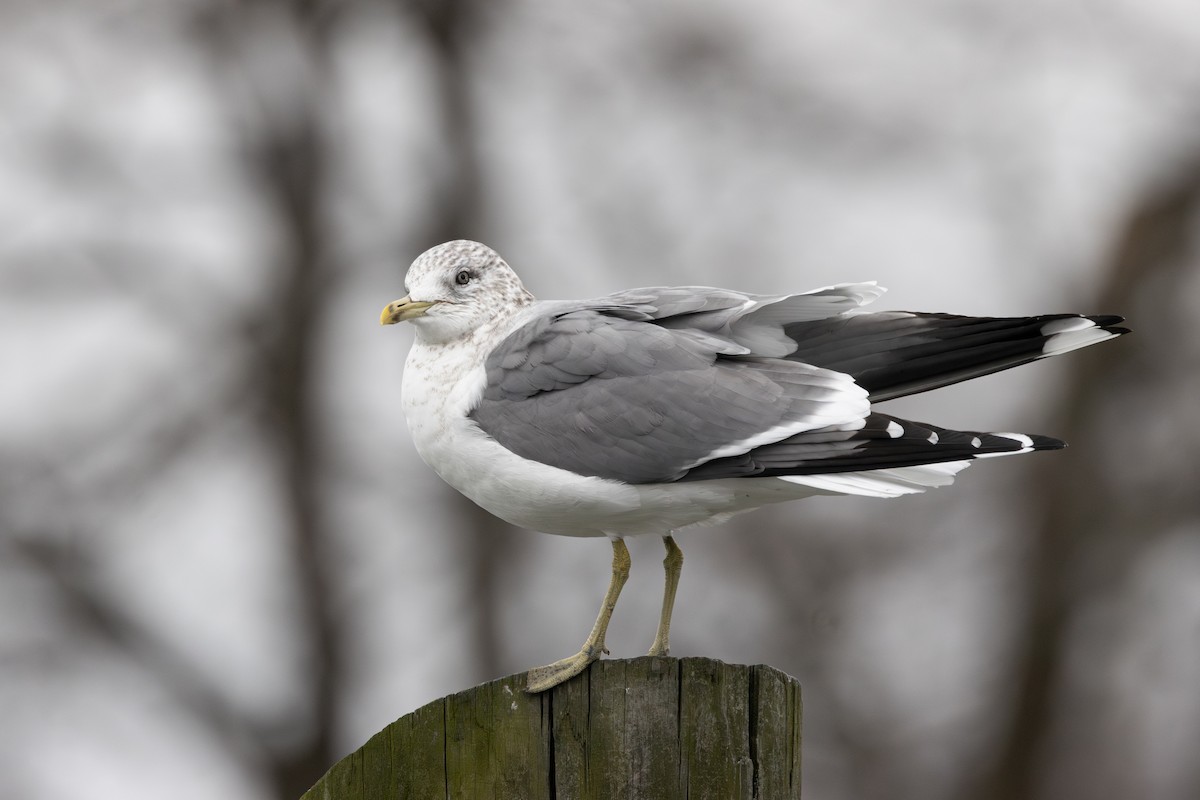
[302,656,802,800]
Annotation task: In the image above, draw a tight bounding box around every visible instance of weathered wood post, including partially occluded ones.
[302,656,801,799]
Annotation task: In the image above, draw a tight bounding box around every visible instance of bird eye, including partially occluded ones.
[455,270,472,286]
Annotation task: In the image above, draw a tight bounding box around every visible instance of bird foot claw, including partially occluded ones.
[525,648,602,693]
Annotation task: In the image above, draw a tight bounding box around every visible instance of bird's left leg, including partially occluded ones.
[648,535,684,657]
[526,537,631,693]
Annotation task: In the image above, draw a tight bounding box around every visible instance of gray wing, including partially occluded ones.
[468,283,1122,485]
[469,291,871,484]
[567,284,1127,403]
[584,282,885,357]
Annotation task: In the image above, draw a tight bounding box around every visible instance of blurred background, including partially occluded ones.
[3,1,1199,798]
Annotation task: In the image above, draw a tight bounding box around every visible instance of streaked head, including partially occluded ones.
[380,240,534,344]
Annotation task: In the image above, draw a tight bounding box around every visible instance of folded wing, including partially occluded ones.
[470,300,869,484]
[469,284,1123,485]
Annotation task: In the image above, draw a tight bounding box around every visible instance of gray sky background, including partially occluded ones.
[2,2,1199,799]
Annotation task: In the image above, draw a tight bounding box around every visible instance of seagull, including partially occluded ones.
[381,240,1127,693]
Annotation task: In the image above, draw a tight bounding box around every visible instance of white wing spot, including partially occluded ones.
[971,437,982,448]
[1042,327,1117,357]
[927,431,939,445]
[886,420,904,438]
[1040,317,1095,335]
[996,433,1034,448]
[976,432,1035,457]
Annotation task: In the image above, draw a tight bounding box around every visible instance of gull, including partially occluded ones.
[380,240,1127,693]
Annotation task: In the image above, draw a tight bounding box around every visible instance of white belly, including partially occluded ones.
[400,338,812,537]
[397,333,960,537]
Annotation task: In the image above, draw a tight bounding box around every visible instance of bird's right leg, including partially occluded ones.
[648,534,684,657]
[526,537,631,693]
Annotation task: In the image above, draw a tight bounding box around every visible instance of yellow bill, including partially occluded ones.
[380,297,437,325]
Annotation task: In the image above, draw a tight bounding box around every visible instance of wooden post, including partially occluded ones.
[302,656,802,800]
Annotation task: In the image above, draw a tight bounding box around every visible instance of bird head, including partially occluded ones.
[380,240,534,345]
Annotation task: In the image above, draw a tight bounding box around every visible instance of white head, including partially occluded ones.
[380,240,534,345]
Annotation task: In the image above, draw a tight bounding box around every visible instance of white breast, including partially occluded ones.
[399,332,815,538]
[400,333,639,537]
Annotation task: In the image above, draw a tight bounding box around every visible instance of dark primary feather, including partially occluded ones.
[784,312,1130,401]
[679,414,1063,482]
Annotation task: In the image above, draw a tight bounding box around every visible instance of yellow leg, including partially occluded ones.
[526,538,631,693]
[648,535,684,657]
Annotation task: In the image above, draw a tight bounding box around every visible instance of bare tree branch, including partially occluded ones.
[967,158,1200,800]
[400,0,516,683]
[191,1,349,794]
[6,534,266,756]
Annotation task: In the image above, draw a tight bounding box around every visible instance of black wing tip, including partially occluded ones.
[1029,434,1067,451]
[1087,314,1130,335]
[675,415,1074,481]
